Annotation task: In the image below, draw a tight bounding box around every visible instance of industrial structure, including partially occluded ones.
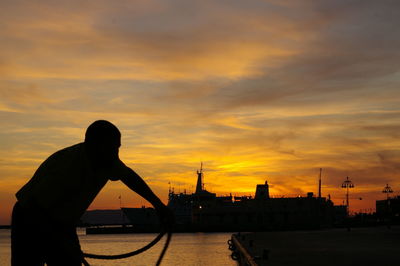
[167,165,342,231]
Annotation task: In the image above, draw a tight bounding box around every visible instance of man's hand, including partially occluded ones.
[154,203,175,231]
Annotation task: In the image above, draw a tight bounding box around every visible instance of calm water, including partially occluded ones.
[0,229,236,266]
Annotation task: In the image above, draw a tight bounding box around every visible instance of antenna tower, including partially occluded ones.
[318,168,322,198]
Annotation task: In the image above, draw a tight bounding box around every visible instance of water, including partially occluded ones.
[0,229,236,266]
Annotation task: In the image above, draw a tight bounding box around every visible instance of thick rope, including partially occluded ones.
[82,214,172,265]
[82,229,171,265]
[83,230,166,260]
[82,190,173,266]
[155,231,172,266]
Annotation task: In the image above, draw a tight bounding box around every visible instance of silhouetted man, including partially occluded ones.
[11,120,173,265]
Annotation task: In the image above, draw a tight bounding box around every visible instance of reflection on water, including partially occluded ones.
[0,229,236,266]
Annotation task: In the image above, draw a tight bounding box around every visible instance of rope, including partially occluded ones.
[156,231,172,266]
[82,228,171,265]
[81,187,173,265]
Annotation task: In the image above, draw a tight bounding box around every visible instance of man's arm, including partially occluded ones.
[117,162,174,229]
[120,167,164,209]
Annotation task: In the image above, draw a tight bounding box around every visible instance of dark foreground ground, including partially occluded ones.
[232,226,400,266]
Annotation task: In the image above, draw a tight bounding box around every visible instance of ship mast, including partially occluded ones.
[195,162,204,194]
[318,168,322,198]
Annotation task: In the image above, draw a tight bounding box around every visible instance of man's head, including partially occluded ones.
[85,120,121,165]
[85,120,121,146]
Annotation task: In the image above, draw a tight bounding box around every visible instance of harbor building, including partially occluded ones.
[168,166,338,231]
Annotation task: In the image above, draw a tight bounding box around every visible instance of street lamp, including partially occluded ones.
[382,184,393,200]
[382,184,394,229]
[341,176,354,214]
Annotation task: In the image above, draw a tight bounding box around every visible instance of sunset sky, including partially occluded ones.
[1,0,400,224]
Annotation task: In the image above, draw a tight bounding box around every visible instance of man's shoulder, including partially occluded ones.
[61,142,84,152]
[43,143,85,165]
[52,143,84,156]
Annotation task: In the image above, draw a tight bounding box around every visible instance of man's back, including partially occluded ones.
[16,143,117,225]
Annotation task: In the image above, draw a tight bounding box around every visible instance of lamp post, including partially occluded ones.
[382,184,393,200]
[382,184,394,229]
[341,176,354,214]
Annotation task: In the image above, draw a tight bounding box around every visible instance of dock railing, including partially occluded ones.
[229,233,258,266]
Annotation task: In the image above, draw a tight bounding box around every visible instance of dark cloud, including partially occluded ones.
[181,0,400,111]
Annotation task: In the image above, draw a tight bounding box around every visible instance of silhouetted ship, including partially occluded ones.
[167,165,344,232]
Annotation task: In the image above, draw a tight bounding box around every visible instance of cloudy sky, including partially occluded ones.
[1,0,400,224]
